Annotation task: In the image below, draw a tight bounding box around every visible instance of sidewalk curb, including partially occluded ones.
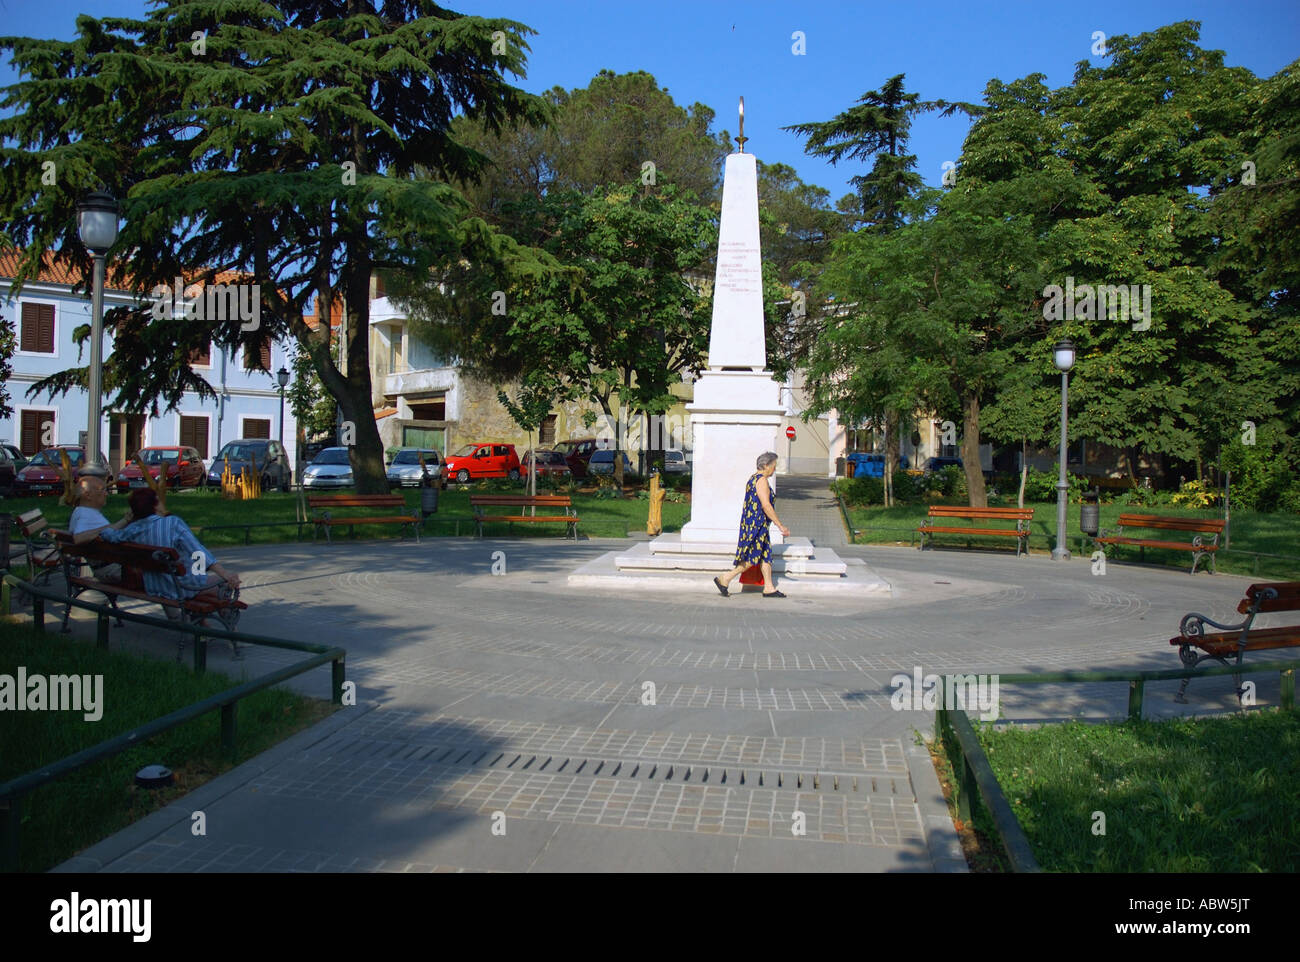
[51,701,379,873]
[904,728,968,873]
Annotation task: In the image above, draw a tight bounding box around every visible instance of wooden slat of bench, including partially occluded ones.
[1170,625,1300,656]
[919,526,1024,537]
[17,510,49,536]
[1095,536,1219,552]
[471,496,572,506]
[475,514,578,524]
[1237,582,1300,615]
[926,506,1033,519]
[1116,514,1224,532]
[317,515,417,526]
[67,574,247,613]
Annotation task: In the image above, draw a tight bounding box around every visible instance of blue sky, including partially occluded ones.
[2,0,1297,203]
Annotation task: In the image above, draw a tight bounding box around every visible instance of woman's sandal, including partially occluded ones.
[713,576,729,597]
[762,590,787,598]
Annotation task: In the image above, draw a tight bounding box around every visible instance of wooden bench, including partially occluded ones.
[918,505,1034,557]
[14,509,61,590]
[308,494,420,543]
[1094,513,1224,574]
[1170,581,1300,703]
[54,532,247,654]
[470,494,580,541]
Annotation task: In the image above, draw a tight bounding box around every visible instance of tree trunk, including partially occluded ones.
[342,269,388,494]
[885,411,900,507]
[961,391,987,507]
[1017,437,1028,509]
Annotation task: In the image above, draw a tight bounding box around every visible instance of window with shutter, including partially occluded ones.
[20,410,55,455]
[189,343,211,366]
[20,303,55,353]
[243,419,271,440]
[179,416,209,459]
[243,339,271,371]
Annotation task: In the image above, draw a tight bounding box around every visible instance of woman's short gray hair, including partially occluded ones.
[756,452,779,471]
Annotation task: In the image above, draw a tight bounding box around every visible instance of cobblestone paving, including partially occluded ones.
[49,480,1293,873]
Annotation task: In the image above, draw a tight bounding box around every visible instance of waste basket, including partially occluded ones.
[1080,488,1100,537]
[421,473,439,517]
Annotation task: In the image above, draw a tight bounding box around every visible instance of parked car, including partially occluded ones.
[444,443,521,483]
[662,450,689,474]
[848,453,909,478]
[921,456,964,477]
[11,446,106,497]
[552,437,601,479]
[0,447,14,497]
[206,439,293,491]
[1,442,29,473]
[300,438,332,465]
[386,448,444,488]
[587,449,635,477]
[115,446,206,493]
[520,449,572,479]
[302,447,355,489]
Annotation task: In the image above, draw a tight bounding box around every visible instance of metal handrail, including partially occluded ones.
[0,571,347,872]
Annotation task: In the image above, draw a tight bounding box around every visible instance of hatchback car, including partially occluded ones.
[206,439,293,491]
[302,447,355,489]
[520,449,572,479]
[11,446,106,497]
[662,450,689,474]
[386,448,444,488]
[587,449,635,477]
[552,438,600,479]
[444,443,521,483]
[0,447,15,497]
[116,446,206,492]
[1,442,28,473]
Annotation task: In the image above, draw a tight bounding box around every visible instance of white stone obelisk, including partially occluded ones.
[679,106,784,545]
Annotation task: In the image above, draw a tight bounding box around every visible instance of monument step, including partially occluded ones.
[614,542,848,576]
[649,534,815,559]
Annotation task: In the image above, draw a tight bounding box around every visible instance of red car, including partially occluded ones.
[10,446,106,497]
[444,443,521,483]
[552,438,601,479]
[520,449,573,479]
[115,446,207,493]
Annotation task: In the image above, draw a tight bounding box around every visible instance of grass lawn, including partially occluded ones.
[936,711,1300,872]
[2,485,689,546]
[844,499,1300,580]
[0,617,336,872]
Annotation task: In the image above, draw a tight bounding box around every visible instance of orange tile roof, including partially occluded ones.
[0,248,89,287]
[375,407,398,420]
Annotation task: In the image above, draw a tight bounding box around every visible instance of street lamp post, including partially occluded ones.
[276,366,289,446]
[76,190,119,472]
[1052,338,1076,561]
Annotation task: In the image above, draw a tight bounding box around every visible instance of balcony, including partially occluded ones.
[380,366,456,399]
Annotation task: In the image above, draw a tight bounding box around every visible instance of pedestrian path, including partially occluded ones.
[775,474,848,547]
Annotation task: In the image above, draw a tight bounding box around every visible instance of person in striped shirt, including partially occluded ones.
[101,488,241,607]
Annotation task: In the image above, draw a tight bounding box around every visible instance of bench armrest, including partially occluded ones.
[1178,611,1250,639]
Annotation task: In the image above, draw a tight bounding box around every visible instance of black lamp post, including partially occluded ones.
[76,190,119,472]
[1052,338,1076,560]
[276,366,289,446]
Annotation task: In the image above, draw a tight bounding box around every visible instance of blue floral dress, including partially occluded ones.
[734,472,773,567]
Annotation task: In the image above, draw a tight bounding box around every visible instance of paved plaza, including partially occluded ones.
[46,480,1286,873]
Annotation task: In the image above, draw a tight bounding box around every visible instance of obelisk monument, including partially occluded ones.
[678,98,785,545]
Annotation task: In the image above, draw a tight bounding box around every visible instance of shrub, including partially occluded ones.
[934,464,968,500]
[1024,467,1088,503]
[1220,434,1294,511]
[890,471,924,503]
[1170,479,1221,509]
[830,476,883,506]
[1277,483,1300,515]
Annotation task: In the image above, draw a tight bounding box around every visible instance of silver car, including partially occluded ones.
[386,448,443,488]
[302,447,354,489]
[663,450,689,474]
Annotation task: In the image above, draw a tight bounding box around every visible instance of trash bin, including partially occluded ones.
[836,457,847,477]
[420,473,439,517]
[1080,488,1100,537]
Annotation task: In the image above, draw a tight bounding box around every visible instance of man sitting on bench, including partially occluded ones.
[101,488,241,619]
[68,470,130,584]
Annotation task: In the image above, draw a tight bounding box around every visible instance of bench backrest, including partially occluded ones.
[470,495,573,508]
[1117,514,1224,534]
[16,509,48,539]
[926,505,1034,520]
[1237,581,1300,616]
[57,533,184,576]
[308,495,407,508]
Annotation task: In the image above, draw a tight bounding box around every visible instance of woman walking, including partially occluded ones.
[714,452,791,598]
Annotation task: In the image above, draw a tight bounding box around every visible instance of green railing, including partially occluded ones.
[0,571,347,872]
[933,659,1299,873]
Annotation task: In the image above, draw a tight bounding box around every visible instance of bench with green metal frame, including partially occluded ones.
[1095,513,1224,575]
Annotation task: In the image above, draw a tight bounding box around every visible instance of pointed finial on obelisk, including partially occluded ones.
[735,97,748,153]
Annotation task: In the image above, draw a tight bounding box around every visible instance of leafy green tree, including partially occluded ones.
[498,378,558,496]
[0,0,545,492]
